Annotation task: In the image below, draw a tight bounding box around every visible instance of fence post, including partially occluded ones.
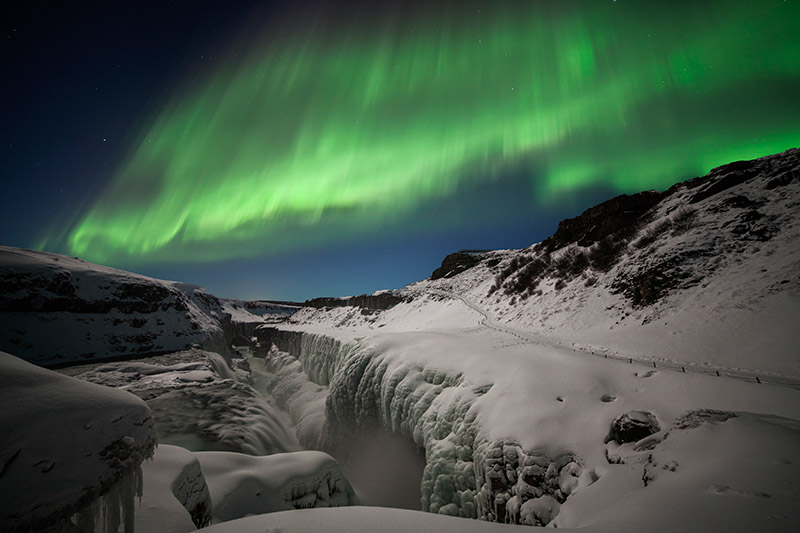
[653,362,657,368]
[681,366,685,373]
[716,370,720,376]
[756,376,761,384]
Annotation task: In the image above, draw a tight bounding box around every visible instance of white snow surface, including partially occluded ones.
[203,506,532,533]
[0,351,156,532]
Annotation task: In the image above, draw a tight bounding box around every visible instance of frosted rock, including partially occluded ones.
[519,495,560,526]
[0,247,232,366]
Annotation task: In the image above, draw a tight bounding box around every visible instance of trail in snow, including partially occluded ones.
[427,289,800,390]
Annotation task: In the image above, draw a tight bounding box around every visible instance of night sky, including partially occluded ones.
[2,1,799,301]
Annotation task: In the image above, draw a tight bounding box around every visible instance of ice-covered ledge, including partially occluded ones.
[254,328,589,525]
[253,319,800,527]
[0,351,157,532]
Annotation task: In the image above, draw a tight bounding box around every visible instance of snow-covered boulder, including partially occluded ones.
[195,450,356,523]
[136,444,212,532]
[0,351,156,532]
[0,247,231,366]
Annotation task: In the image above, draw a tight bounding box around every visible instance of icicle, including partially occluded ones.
[64,464,143,533]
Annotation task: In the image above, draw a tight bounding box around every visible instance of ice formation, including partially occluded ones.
[68,349,300,455]
[255,329,584,525]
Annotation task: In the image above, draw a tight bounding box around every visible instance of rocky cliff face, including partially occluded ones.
[0,247,231,366]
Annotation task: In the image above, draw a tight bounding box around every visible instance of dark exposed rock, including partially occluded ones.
[607,411,661,444]
[541,191,664,253]
[431,250,489,280]
[688,159,762,204]
[0,274,184,314]
[304,292,406,310]
[612,266,681,307]
[672,409,737,430]
[0,248,233,366]
[764,167,799,189]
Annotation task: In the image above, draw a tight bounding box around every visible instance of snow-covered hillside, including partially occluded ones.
[291,148,800,380]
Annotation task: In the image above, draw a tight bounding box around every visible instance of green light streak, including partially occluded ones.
[54,1,800,263]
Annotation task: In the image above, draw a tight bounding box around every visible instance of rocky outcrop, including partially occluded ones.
[431,251,490,280]
[606,411,661,444]
[304,292,406,311]
[541,191,664,253]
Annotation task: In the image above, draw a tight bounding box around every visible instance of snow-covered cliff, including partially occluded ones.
[0,247,234,366]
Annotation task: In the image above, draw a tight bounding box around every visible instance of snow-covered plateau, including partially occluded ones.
[1,148,799,532]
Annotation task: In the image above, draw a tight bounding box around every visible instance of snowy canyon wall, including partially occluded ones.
[0,247,232,367]
[255,327,583,526]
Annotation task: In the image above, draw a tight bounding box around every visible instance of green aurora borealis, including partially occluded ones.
[52,0,800,264]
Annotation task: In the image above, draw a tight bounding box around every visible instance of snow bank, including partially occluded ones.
[555,410,800,532]
[202,506,532,533]
[0,351,156,532]
[194,450,355,523]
